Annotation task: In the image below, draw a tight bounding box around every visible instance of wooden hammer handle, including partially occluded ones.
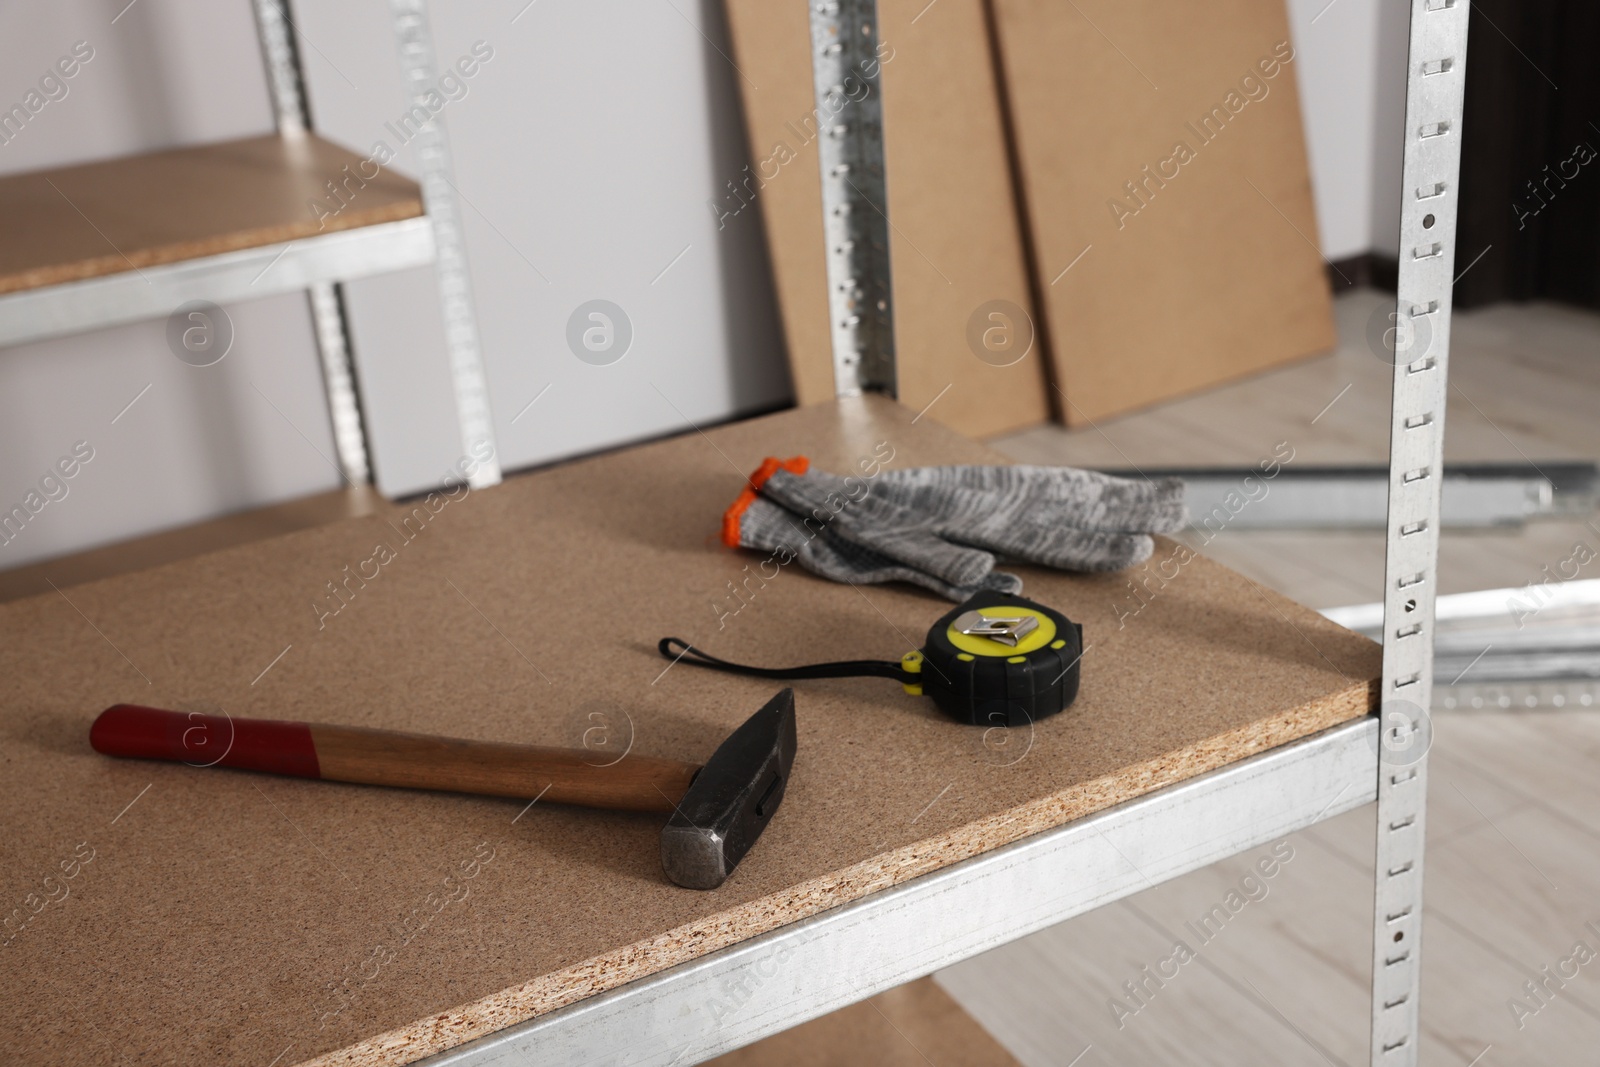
[90,705,697,813]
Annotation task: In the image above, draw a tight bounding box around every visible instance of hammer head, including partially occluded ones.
[661,689,797,890]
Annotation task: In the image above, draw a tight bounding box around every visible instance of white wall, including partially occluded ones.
[0,0,789,569]
[1284,0,1407,261]
[1368,0,1411,259]
[290,0,792,496]
[2,0,1401,571]
[0,0,341,571]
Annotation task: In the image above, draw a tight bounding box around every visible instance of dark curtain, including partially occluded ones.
[1454,0,1600,309]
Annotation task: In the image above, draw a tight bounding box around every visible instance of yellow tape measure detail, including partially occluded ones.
[945,607,1057,657]
[900,649,925,696]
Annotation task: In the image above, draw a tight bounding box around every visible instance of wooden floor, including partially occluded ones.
[7,288,1597,1066]
[995,288,1600,609]
[934,290,1600,1066]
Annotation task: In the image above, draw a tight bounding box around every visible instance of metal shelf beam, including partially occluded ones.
[418,719,1379,1066]
[0,216,435,350]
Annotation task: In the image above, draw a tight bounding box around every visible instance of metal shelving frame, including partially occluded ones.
[418,2,1468,1064]
[0,0,502,489]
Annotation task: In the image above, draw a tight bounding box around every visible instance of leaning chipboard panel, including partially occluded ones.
[990,0,1336,425]
[722,0,1051,437]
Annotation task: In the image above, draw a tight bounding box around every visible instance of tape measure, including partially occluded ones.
[660,591,1082,727]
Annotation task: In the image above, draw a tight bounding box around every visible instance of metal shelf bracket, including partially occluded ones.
[253,0,503,490]
[390,0,502,489]
[253,0,373,485]
[809,0,897,399]
[1371,1,1471,1062]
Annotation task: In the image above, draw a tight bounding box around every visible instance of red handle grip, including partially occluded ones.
[90,705,321,778]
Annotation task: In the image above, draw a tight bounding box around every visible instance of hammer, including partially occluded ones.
[89,689,797,890]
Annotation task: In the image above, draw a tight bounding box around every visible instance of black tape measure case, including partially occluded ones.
[660,590,1082,728]
[903,591,1082,727]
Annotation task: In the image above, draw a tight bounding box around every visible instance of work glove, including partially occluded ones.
[722,457,1187,601]
[723,457,1006,601]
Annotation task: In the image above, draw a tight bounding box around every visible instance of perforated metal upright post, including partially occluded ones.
[808,0,897,399]
[1371,2,1470,1063]
[252,0,373,486]
[390,0,502,488]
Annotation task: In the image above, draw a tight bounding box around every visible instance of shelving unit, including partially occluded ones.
[0,0,501,489]
[0,2,1472,1067]
[416,2,1469,1066]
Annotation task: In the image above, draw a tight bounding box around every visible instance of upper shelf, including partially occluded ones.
[0,133,436,347]
[0,133,422,293]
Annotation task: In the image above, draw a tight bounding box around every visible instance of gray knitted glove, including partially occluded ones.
[871,464,1187,570]
[721,457,1186,600]
[876,465,1186,541]
[733,493,1023,601]
[761,463,1186,587]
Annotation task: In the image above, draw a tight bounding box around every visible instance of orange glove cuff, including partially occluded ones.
[721,456,810,547]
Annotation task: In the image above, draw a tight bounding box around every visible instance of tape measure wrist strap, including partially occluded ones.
[657,638,912,684]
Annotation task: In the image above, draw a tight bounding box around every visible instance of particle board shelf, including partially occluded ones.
[0,396,1380,1066]
[0,133,433,347]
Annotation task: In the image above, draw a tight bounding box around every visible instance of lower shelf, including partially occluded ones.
[417,717,1379,1067]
